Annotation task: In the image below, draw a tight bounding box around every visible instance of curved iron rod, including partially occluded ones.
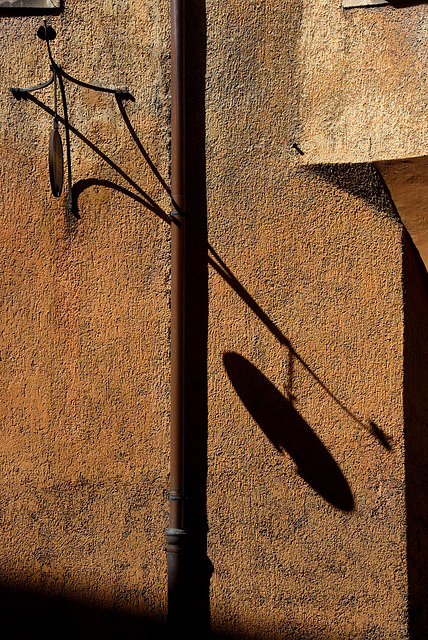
[10,42,126,100]
[26,92,161,211]
[44,36,128,214]
[59,67,128,96]
[9,70,55,99]
[46,36,128,96]
[46,36,56,69]
[10,24,134,218]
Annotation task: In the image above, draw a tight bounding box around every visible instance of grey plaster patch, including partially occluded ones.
[0,0,60,7]
[343,0,389,7]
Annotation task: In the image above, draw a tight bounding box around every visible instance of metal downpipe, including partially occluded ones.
[166,0,186,631]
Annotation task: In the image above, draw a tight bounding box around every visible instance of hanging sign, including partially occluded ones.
[49,127,64,197]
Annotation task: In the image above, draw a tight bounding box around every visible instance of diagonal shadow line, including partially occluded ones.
[115,96,172,199]
[24,94,163,214]
[21,91,391,452]
[208,245,392,451]
[67,167,392,453]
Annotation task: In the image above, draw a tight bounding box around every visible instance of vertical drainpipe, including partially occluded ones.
[166,0,186,630]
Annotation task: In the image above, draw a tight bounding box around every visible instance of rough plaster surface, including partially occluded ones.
[205,1,412,637]
[0,0,426,638]
[0,0,171,625]
[298,1,428,163]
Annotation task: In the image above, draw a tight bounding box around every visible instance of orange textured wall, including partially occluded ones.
[0,0,171,629]
[0,1,427,638]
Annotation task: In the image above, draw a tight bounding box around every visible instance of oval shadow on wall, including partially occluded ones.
[223,352,354,512]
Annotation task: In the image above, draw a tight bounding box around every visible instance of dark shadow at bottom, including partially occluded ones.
[0,583,351,640]
[0,586,164,640]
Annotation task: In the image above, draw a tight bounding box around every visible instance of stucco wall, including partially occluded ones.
[298,1,428,163]
[0,0,171,628]
[0,0,427,638]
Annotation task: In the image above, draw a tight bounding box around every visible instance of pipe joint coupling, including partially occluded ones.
[165,527,186,550]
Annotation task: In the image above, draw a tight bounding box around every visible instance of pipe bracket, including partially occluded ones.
[170,210,185,219]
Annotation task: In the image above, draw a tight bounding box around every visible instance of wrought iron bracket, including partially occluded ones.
[9,20,131,216]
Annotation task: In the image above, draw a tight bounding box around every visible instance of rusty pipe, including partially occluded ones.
[166,0,186,630]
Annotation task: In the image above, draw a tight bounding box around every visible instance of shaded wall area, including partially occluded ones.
[182,0,211,635]
[377,157,428,267]
[403,232,428,638]
[0,586,164,640]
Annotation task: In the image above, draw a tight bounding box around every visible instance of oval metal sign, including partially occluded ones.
[49,127,64,197]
